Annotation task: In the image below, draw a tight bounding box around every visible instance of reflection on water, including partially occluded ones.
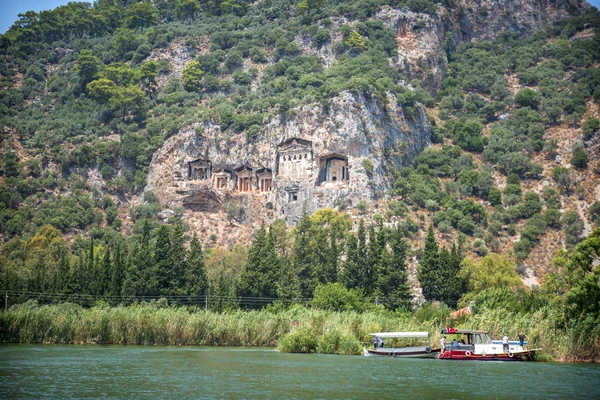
[0,345,598,399]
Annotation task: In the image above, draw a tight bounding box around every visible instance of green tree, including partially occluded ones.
[169,221,187,295]
[291,213,317,298]
[376,226,412,310]
[186,232,208,296]
[182,61,204,92]
[418,224,440,303]
[87,78,117,119]
[176,0,201,22]
[153,224,172,296]
[571,144,588,169]
[110,84,147,121]
[340,233,361,291]
[553,166,572,194]
[237,222,279,303]
[109,241,126,299]
[76,49,100,90]
[126,0,157,30]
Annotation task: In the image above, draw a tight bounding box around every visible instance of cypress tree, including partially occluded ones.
[237,222,268,299]
[340,233,361,290]
[419,224,441,303]
[121,251,140,299]
[326,227,339,284]
[110,242,126,300]
[377,226,412,310]
[170,221,187,294]
[153,224,172,296]
[262,228,280,298]
[101,246,112,296]
[291,212,315,298]
[311,223,331,287]
[366,223,385,296]
[57,245,71,294]
[123,220,152,297]
[186,231,207,297]
[357,220,368,287]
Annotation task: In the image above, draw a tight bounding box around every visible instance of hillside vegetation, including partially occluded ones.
[0,0,599,361]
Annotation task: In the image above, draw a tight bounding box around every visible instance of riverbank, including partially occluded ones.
[0,302,597,362]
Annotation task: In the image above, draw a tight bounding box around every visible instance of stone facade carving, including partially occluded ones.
[212,169,232,190]
[188,159,211,180]
[256,168,273,192]
[146,91,433,230]
[276,138,313,180]
[235,166,254,192]
[318,154,349,185]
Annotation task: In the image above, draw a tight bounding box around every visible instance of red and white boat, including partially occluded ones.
[363,332,441,358]
[437,327,539,361]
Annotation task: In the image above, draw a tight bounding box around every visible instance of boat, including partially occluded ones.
[363,332,441,358]
[437,327,539,361]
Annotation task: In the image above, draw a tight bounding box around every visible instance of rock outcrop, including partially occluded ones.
[378,0,589,92]
[146,91,431,227]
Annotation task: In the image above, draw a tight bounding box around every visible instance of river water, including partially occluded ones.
[0,345,598,399]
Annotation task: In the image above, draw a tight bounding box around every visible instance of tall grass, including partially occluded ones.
[0,302,597,361]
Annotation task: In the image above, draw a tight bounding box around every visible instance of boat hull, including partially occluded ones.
[364,347,441,358]
[438,350,536,361]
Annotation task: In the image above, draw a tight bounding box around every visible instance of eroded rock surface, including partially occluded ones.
[146,91,431,229]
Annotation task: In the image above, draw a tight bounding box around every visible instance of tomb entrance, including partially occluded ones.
[235,166,254,192]
[317,154,349,185]
[188,159,212,180]
[276,138,313,180]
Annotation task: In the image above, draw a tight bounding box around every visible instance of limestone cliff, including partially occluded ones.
[146,91,431,230]
[378,0,589,91]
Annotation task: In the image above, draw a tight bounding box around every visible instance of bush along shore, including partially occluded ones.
[1,301,598,363]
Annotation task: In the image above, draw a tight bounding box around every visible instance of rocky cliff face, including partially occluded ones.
[378,0,589,92]
[144,0,587,241]
[146,91,431,231]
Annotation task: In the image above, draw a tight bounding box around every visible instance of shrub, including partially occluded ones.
[312,283,365,312]
[362,159,374,176]
[571,144,588,169]
[277,326,318,353]
[316,329,361,355]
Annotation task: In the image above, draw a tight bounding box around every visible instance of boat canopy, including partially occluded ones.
[369,332,429,338]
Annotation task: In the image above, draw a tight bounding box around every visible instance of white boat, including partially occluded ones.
[438,327,540,361]
[363,332,441,358]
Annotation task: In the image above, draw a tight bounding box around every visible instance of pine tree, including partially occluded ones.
[186,231,207,297]
[419,224,441,302]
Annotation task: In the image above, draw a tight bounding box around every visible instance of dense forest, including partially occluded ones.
[0,0,599,360]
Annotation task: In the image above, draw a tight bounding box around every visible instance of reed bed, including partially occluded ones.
[1,302,597,361]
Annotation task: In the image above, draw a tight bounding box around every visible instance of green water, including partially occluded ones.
[0,345,598,399]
